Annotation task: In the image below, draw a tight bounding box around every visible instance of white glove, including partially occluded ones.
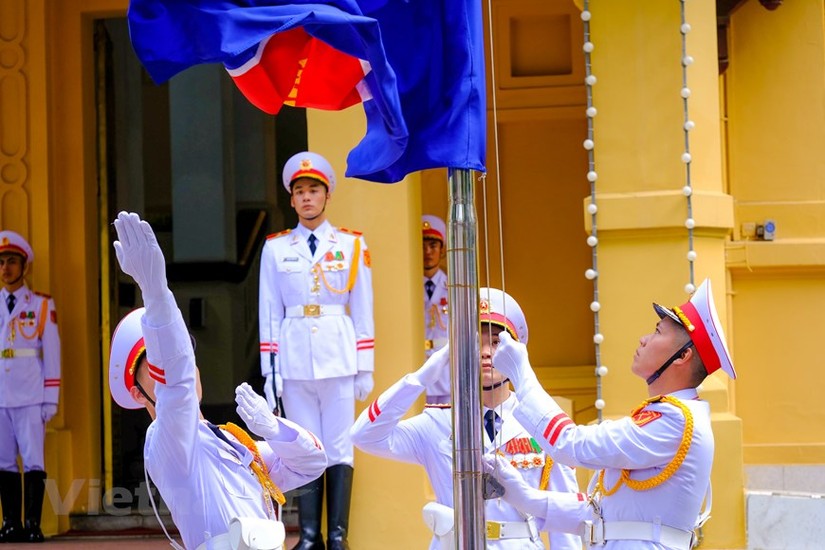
[482,453,547,517]
[235,382,281,440]
[354,371,374,401]
[493,331,539,392]
[112,211,168,300]
[412,344,450,387]
[41,403,58,423]
[263,372,283,410]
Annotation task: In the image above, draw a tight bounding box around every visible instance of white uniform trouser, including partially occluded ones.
[0,405,44,471]
[282,377,354,466]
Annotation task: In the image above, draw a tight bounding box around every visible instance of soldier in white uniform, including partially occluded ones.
[258,152,374,550]
[0,230,60,543]
[110,211,327,550]
[421,215,449,404]
[489,278,736,549]
[350,288,581,550]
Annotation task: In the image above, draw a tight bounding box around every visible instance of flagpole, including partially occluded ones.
[446,167,486,549]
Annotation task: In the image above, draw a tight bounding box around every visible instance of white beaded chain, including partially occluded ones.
[680,0,697,294]
[580,2,607,422]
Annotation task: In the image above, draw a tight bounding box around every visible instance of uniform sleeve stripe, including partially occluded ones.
[44,381,61,387]
[577,493,586,501]
[259,343,279,352]
[357,342,375,350]
[543,413,574,446]
[368,400,381,422]
[148,371,167,384]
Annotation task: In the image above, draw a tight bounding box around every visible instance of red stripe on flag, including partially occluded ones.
[229,28,366,115]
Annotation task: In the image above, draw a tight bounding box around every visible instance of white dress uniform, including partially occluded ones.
[423,268,449,402]
[143,307,328,550]
[258,219,373,465]
[515,387,712,549]
[350,375,581,550]
[0,283,60,472]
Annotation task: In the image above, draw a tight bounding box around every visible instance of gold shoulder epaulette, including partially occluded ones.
[337,227,363,237]
[267,229,292,240]
[425,403,451,409]
[33,290,51,299]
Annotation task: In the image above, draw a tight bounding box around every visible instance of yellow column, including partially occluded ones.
[589,1,744,547]
[307,108,433,548]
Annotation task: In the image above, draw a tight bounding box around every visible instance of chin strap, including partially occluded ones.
[646,341,694,386]
[482,378,510,391]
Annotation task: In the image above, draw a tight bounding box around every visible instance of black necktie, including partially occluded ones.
[484,410,500,441]
[6,294,15,314]
[308,234,317,256]
[425,280,435,300]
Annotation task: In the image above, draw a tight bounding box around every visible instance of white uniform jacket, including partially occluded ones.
[142,306,327,550]
[423,270,449,399]
[259,220,374,380]
[0,285,60,407]
[515,386,713,549]
[350,375,581,550]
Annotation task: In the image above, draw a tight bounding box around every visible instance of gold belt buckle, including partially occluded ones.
[303,304,321,317]
[424,339,434,351]
[486,521,501,540]
[1,349,13,359]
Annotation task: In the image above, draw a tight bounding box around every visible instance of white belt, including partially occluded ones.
[285,304,346,318]
[1,348,40,359]
[424,338,448,351]
[486,519,538,541]
[586,520,695,550]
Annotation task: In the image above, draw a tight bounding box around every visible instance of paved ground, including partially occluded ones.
[2,533,301,549]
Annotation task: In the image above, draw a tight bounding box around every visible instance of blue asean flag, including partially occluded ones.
[128,0,485,183]
[357,0,486,182]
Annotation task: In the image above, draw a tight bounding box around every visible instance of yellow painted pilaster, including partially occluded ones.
[589,1,744,547]
[307,108,432,549]
[726,0,825,467]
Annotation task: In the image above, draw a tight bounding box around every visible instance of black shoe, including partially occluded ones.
[0,521,26,543]
[24,519,44,543]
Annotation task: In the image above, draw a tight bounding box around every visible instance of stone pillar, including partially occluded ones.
[169,65,236,262]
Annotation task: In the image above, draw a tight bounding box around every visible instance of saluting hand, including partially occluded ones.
[113,211,168,300]
[413,344,450,387]
[492,331,538,392]
[235,382,281,440]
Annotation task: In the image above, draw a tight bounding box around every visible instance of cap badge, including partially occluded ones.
[300,159,313,170]
[423,221,431,229]
[479,299,490,314]
[673,306,695,332]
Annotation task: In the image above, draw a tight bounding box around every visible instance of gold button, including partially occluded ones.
[311,326,318,334]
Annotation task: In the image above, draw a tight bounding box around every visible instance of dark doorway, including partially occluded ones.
[95,17,306,508]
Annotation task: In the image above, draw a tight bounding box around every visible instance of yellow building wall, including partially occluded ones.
[725,0,825,465]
